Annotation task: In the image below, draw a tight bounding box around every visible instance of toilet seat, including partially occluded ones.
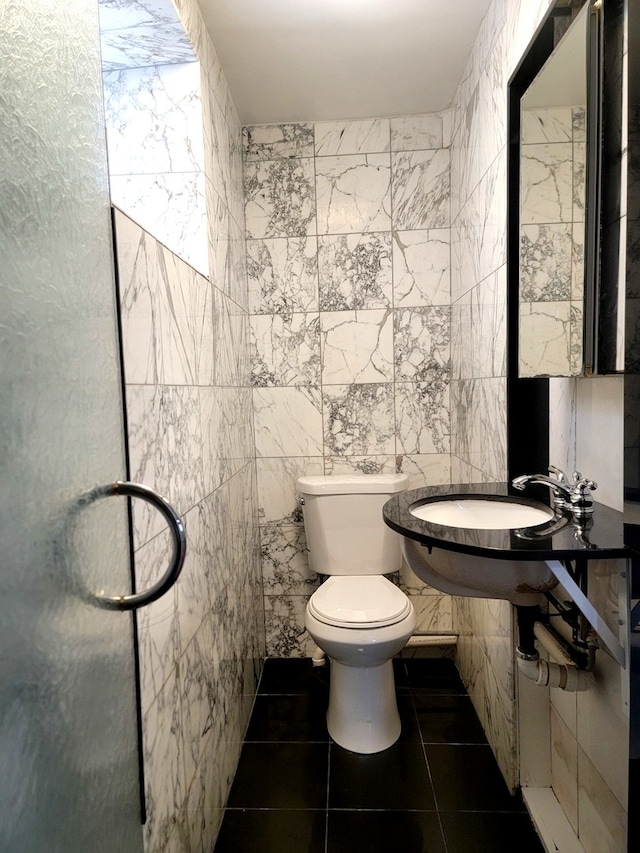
[308,576,412,629]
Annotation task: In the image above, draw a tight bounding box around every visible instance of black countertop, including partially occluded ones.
[383,482,635,562]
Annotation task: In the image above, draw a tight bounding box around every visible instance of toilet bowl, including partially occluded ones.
[297,473,414,754]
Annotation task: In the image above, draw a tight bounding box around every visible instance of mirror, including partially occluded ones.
[515,1,601,377]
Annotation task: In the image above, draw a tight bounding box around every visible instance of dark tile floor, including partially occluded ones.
[213,657,544,853]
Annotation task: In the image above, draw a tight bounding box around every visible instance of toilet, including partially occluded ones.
[297,473,416,754]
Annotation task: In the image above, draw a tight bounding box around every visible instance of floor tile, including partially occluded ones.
[425,745,525,812]
[413,694,488,744]
[214,808,326,853]
[404,657,466,694]
[329,739,436,810]
[258,657,330,695]
[327,810,446,853]
[246,694,330,742]
[439,811,545,852]
[227,742,329,809]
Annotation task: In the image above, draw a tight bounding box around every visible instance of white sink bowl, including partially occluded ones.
[402,495,559,605]
[410,498,554,530]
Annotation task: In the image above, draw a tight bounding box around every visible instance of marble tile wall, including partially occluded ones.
[519,106,585,376]
[450,6,628,845]
[99,0,209,275]
[242,116,454,657]
[107,1,263,851]
[448,0,556,793]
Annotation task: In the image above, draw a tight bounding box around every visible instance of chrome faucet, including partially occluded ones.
[512,465,597,517]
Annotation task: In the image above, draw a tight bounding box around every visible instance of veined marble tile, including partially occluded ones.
[548,377,577,476]
[450,377,507,481]
[264,595,315,658]
[100,23,194,71]
[392,229,450,307]
[260,524,320,595]
[392,149,450,230]
[244,158,316,238]
[520,142,573,224]
[211,285,250,387]
[98,0,179,31]
[391,113,444,152]
[411,593,453,633]
[243,123,315,160]
[141,664,185,853]
[520,222,573,302]
[127,384,204,543]
[251,312,321,386]
[394,306,451,383]
[103,63,203,174]
[202,95,233,218]
[256,456,323,525]
[320,309,394,384]
[322,383,395,456]
[314,119,390,156]
[110,171,209,275]
[318,232,392,310]
[315,153,391,234]
[572,222,585,301]
[396,454,451,489]
[577,746,627,853]
[247,237,318,315]
[253,386,323,457]
[395,382,450,454]
[572,106,586,142]
[521,107,573,144]
[573,141,586,223]
[323,455,396,475]
[115,211,160,385]
[519,301,572,377]
[451,268,506,381]
[551,705,579,833]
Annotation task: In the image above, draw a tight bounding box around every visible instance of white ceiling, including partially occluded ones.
[196,0,493,125]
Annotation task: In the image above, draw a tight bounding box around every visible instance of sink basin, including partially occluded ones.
[410,497,554,530]
[392,492,560,605]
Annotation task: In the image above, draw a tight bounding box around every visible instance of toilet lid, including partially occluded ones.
[308,576,412,628]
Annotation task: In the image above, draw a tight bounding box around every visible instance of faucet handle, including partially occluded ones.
[572,473,598,494]
[548,464,569,483]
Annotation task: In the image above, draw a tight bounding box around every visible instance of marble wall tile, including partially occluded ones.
[391,150,450,230]
[521,107,573,144]
[103,63,203,175]
[260,524,320,595]
[408,591,453,633]
[256,456,323,525]
[396,453,452,489]
[520,223,573,302]
[520,142,573,224]
[323,455,396,475]
[551,705,579,833]
[394,306,451,383]
[316,154,392,234]
[451,266,506,381]
[395,382,450,455]
[315,119,390,156]
[243,123,315,160]
[264,595,316,658]
[519,301,573,377]
[320,309,394,384]
[207,184,248,310]
[322,383,395,456]
[244,158,316,238]
[318,233,392,310]
[392,229,450,307]
[211,285,250,387]
[577,746,627,853]
[100,23,194,71]
[253,386,324,457]
[391,113,444,152]
[251,313,321,386]
[450,377,507,481]
[110,171,209,275]
[199,387,254,495]
[247,237,319,315]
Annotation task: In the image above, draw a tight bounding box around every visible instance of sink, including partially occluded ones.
[410,497,554,530]
[387,491,562,606]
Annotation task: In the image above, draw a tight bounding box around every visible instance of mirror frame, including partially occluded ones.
[509,0,603,378]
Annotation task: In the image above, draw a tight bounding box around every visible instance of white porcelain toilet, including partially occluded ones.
[297,473,416,754]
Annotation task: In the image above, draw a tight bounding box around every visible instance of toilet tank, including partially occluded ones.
[296,474,408,576]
